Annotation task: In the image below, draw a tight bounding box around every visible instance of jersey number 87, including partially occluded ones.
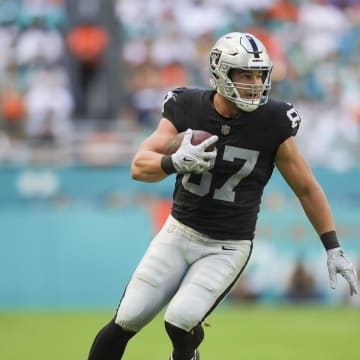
[182,146,259,203]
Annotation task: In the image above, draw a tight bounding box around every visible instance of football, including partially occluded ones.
[163,130,216,155]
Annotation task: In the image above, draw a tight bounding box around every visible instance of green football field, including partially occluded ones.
[1,304,359,360]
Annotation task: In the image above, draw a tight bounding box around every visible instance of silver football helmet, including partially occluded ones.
[209,32,273,112]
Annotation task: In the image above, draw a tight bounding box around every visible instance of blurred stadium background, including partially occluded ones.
[0,0,360,359]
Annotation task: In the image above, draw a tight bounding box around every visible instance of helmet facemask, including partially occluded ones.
[209,32,273,112]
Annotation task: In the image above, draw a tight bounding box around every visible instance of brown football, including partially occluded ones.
[163,130,216,155]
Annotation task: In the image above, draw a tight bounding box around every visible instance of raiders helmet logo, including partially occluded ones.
[210,49,221,66]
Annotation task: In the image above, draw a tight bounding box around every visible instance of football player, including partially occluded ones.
[88,32,358,360]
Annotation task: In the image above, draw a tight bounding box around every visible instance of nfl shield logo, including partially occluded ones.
[221,124,230,135]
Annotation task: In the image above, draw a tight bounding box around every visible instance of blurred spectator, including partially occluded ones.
[126,60,164,128]
[66,20,109,119]
[285,259,323,303]
[24,66,74,146]
[228,275,260,304]
[0,22,20,71]
[0,58,27,139]
[158,62,190,91]
[15,16,64,67]
[267,0,299,23]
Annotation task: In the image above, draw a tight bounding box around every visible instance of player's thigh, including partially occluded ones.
[115,226,188,332]
[165,240,252,331]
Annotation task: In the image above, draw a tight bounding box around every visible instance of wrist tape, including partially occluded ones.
[320,230,340,250]
[161,155,176,174]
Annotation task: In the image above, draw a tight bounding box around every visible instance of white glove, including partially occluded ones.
[171,129,218,174]
[327,247,358,296]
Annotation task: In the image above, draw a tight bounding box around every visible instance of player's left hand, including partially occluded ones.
[327,247,358,296]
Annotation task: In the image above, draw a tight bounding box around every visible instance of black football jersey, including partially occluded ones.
[162,87,301,240]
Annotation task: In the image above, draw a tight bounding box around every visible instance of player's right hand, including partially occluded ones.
[171,129,218,174]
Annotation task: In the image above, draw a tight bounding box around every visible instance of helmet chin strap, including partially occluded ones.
[218,90,260,112]
[227,85,262,112]
[235,99,260,112]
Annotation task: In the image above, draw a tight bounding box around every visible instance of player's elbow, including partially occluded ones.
[131,151,168,182]
[130,160,161,183]
[131,170,163,183]
[130,161,142,181]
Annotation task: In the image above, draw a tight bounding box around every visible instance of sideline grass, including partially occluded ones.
[1,305,359,360]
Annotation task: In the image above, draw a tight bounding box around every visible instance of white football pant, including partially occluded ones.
[115,215,252,332]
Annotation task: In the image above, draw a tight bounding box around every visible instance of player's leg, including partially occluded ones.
[165,322,203,360]
[115,221,189,331]
[164,239,253,360]
[88,318,135,360]
[88,217,189,360]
